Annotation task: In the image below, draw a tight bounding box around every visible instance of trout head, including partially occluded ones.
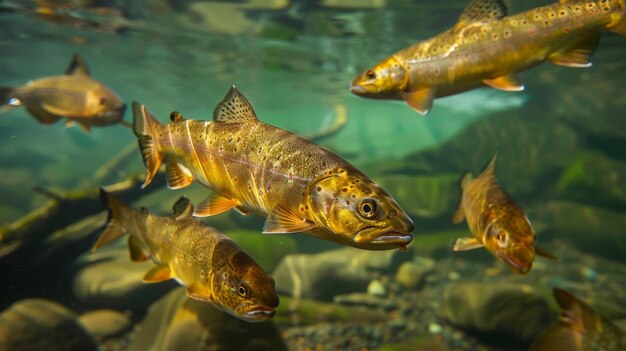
[85,85,126,122]
[212,250,279,322]
[350,56,408,99]
[305,167,414,250]
[483,210,536,274]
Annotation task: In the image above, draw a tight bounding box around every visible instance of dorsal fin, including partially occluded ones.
[172,196,194,220]
[479,155,497,178]
[66,54,91,76]
[213,85,258,124]
[456,0,507,27]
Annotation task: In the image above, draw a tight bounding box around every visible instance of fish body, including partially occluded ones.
[95,189,279,322]
[451,156,555,274]
[350,0,626,115]
[0,54,126,131]
[132,86,414,251]
[531,288,626,350]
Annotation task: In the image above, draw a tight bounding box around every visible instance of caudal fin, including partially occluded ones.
[132,101,163,188]
[0,87,15,112]
[93,188,131,251]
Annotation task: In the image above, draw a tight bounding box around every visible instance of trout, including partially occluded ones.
[132,86,414,251]
[0,54,126,131]
[350,0,626,115]
[531,288,626,350]
[451,156,556,274]
[94,189,279,322]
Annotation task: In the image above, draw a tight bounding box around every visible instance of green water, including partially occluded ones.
[1,1,625,351]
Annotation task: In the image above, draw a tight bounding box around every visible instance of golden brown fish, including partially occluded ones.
[531,288,626,350]
[0,54,126,132]
[451,156,556,274]
[94,189,279,322]
[132,86,414,251]
[350,0,626,115]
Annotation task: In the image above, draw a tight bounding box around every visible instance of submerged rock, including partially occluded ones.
[272,247,410,300]
[395,257,435,290]
[442,283,552,345]
[0,299,97,351]
[78,309,131,341]
[130,287,287,351]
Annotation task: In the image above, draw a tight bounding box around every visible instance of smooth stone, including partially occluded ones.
[443,282,552,344]
[130,287,287,351]
[333,292,397,311]
[272,247,410,300]
[72,248,176,310]
[367,279,387,297]
[395,257,435,290]
[78,309,131,341]
[0,299,97,351]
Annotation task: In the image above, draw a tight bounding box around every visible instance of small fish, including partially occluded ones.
[0,54,126,132]
[451,156,556,274]
[531,288,626,350]
[94,189,279,322]
[132,85,414,251]
[350,0,626,115]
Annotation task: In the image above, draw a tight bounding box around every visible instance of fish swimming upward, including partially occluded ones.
[0,54,126,131]
[451,156,556,274]
[350,0,626,115]
[531,288,626,350]
[94,189,279,322]
[132,86,414,251]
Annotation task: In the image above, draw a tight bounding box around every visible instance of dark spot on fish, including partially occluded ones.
[305,205,309,209]
[346,201,350,205]
[317,186,322,192]
[342,188,347,192]
[352,194,356,199]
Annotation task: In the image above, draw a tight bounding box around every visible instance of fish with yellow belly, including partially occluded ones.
[94,189,279,322]
[132,86,414,251]
[0,54,126,131]
[350,0,626,115]
[451,156,556,274]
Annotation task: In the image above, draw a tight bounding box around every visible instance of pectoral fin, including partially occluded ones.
[483,74,524,91]
[193,194,237,217]
[166,159,194,189]
[143,265,172,283]
[402,88,436,115]
[186,282,213,303]
[452,207,465,224]
[536,247,559,261]
[450,237,484,251]
[549,32,599,68]
[263,205,316,234]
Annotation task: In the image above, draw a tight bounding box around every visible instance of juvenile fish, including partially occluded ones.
[531,288,626,350]
[451,156,556,274]
[0,54,126,132]
[132,86,414,251]
[350,0,626,115]
[94,189,279,322]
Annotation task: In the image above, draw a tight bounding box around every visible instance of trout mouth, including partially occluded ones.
[354,226,413,247]
[501,255,533,275]
[237,305,276,322]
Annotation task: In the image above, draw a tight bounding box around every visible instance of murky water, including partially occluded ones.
[1,1,625,350]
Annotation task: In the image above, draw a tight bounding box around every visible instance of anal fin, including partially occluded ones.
[193,194,237,217]
[483,74,524,91]
[166,159,194,189]
[263,205,316,234]
[235,206,250,215]
[450,237,484,251]
[128,235,148,262]
[26,106,61,124]
[549,32,599,68]
[403,88,436,115]
[143,265,172,283]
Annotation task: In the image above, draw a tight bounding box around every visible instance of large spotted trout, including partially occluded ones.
[132,86,414,251]
[94,189,279,322]
[0,54,126,131]
[350,0,626,115]
[451,156,556,274]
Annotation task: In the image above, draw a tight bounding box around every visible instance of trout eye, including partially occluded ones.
[238,284,247,297]
[366,69,376,80]
[358,198,378,218]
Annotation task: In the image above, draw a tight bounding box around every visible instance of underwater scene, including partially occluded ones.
[1,0,626,350]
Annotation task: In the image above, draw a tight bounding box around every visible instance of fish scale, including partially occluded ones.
[132,85,414,251]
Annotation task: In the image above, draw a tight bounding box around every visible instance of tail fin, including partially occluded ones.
[132,101,163,188]
[93,188,131,251]
[607,1,626,36]
[0,87,15,112]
